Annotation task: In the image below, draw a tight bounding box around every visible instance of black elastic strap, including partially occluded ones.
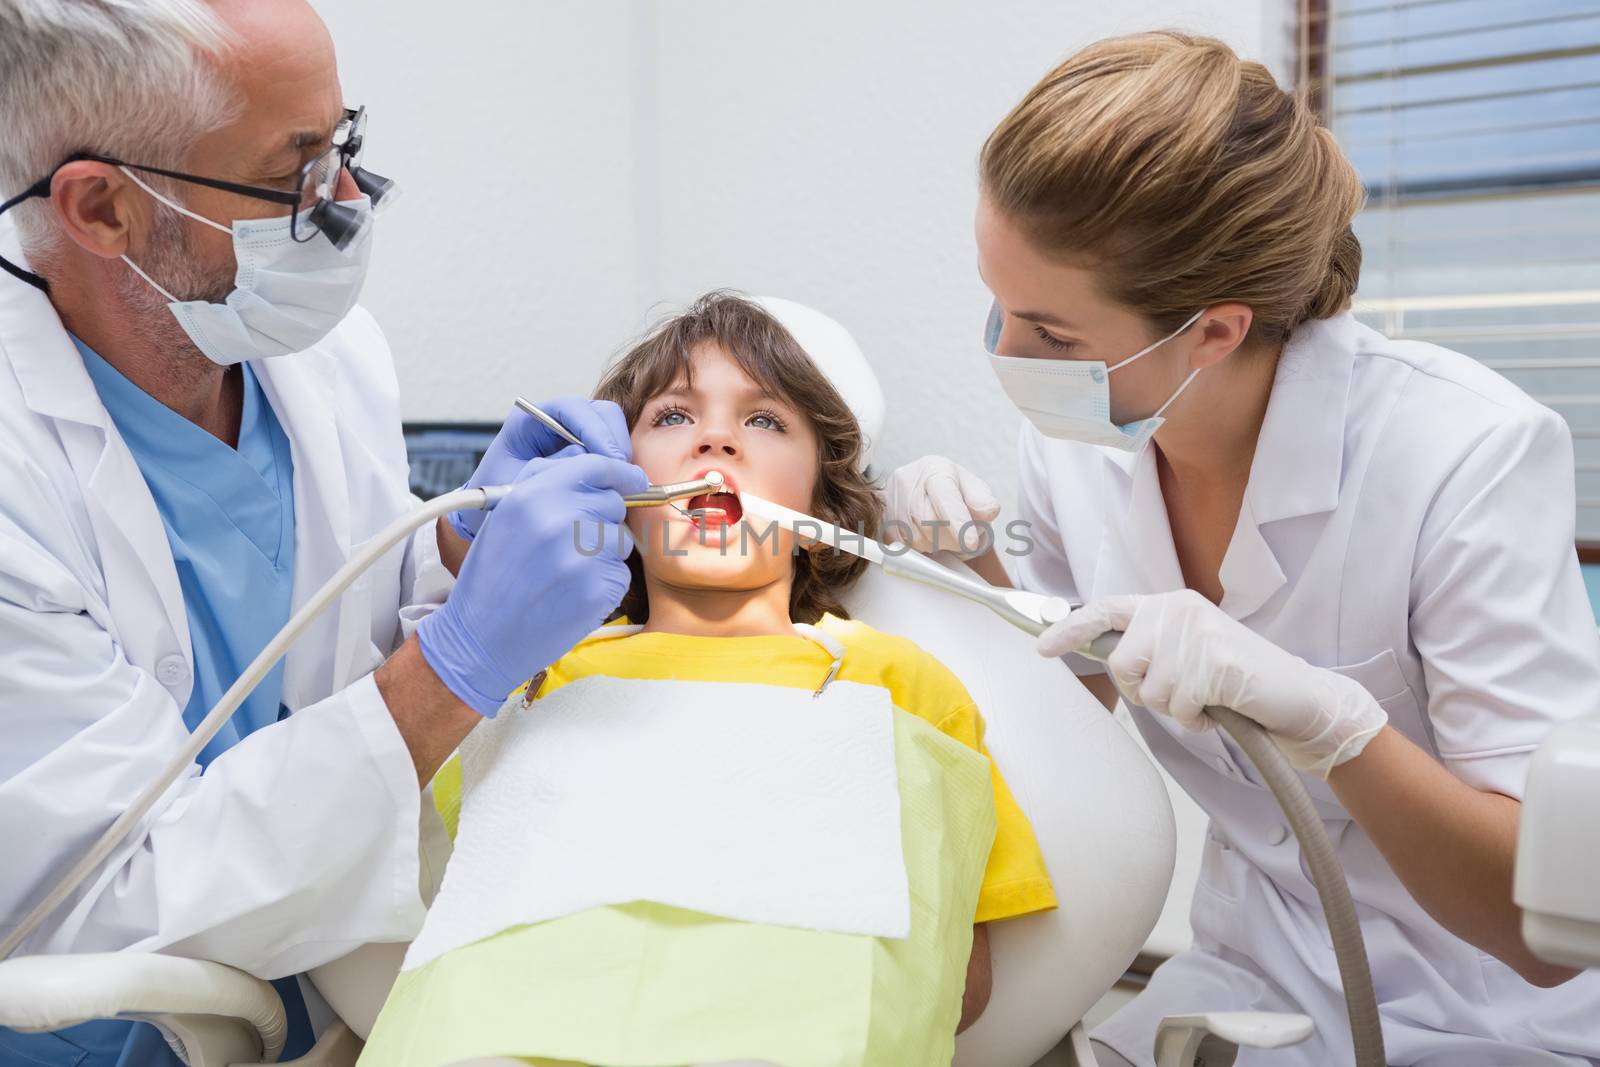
[0,254,47,293]
[0,177,50,217]
[0,178,53,293]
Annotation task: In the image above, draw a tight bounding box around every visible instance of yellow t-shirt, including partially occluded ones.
[434,613,1057,924]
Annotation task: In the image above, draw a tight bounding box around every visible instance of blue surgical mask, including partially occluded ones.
[984,304,1205,452]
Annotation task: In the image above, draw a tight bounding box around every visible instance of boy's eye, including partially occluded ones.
[651,406,691,427]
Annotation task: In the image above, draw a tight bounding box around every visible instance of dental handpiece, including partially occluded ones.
[511,397,726,509]
[625,471,725,507]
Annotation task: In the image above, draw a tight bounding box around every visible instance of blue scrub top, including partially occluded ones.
[0,343,314,1067]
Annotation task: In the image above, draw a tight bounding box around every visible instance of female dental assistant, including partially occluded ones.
[888,31,1600,1067]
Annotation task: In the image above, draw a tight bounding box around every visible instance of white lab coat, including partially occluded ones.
[1014,312,1600,1066]
[0,221,453,981]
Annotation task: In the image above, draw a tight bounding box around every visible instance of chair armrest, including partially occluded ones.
[0,952,287,1063]
[1154,1011,1313,1067]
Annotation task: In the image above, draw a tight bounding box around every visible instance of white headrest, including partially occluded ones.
[751,295,885,474]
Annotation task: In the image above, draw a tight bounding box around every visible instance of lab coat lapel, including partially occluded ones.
[1097,445,1234,764]
[254,348,358,710]
[1219,314,1359,622]
[1089,316,1357,769]
[1095,445,1186,596]
[1216,499,1285,622]
[0,225,191,689]
[1093,315,1357,625]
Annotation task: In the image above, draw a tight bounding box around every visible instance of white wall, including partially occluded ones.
[318,0,1289,507]
[316,0,642,415]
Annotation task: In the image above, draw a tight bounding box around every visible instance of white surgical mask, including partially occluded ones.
[119,167,374,367]
[985,303,1206,452]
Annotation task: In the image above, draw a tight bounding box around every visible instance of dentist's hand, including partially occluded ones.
[1039,590,1387,778]
[420,451,648,716]
[883,455,1001,558]
[448,396,632,541]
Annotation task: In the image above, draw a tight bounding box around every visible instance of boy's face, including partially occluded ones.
[626,342,820,593]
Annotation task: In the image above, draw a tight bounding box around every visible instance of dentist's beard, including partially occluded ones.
[116,207,235,369]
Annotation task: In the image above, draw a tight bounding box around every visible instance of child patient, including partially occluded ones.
[360,292,1056,1067]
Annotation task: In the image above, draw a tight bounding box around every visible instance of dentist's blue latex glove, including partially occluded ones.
[447,396,633,541]
[420,450,648,716]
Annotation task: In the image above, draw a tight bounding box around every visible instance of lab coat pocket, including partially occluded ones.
[1330,647,1424,740]
[1190,826,1245,949]
[1288,648,1423,809]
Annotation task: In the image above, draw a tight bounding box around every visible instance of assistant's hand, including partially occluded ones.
[420,451,648,716]
[883,455,1001,558]
[1038,590,1388,778]
[448,396,632,540]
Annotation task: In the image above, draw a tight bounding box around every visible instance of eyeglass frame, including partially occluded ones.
[0,106,379,292]
[10,105,370,238]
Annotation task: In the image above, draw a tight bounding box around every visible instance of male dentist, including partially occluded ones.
[0,1,645,1063]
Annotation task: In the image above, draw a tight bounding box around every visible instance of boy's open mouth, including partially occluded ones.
[687,468,743,527]
[688,491,742,527]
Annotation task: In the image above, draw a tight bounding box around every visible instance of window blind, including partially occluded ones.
[1300,0,1600,543]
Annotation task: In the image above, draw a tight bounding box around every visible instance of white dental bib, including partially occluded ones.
[402,632,910,972]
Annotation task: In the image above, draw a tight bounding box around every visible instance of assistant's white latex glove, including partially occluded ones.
[1039,590,1387,778]
[883,455,1001,558]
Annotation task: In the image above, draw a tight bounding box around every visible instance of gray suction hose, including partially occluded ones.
[1207,704,1386,1067]
[1078,632,1387,1067]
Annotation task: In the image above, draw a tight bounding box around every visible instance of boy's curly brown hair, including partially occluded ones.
[595,291,881,625]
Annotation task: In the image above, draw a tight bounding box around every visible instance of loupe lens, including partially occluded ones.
[292,147,343,242]
[351,166,398,210]
[311,199,366,251]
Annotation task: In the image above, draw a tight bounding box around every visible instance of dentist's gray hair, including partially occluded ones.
[0,0,240,255]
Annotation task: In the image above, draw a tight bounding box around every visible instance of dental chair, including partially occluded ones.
[3,550,1288,1067]
[1,545,1329,1067]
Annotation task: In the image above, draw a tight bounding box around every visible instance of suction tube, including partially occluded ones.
[1204,706,1386,1067]
[1072,633,1385,1065]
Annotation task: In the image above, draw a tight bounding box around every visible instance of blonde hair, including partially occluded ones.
[980,31,1364,344]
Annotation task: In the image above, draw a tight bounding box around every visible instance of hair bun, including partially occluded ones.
[1306,225,1362,320]
[1303,127,1366,320]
